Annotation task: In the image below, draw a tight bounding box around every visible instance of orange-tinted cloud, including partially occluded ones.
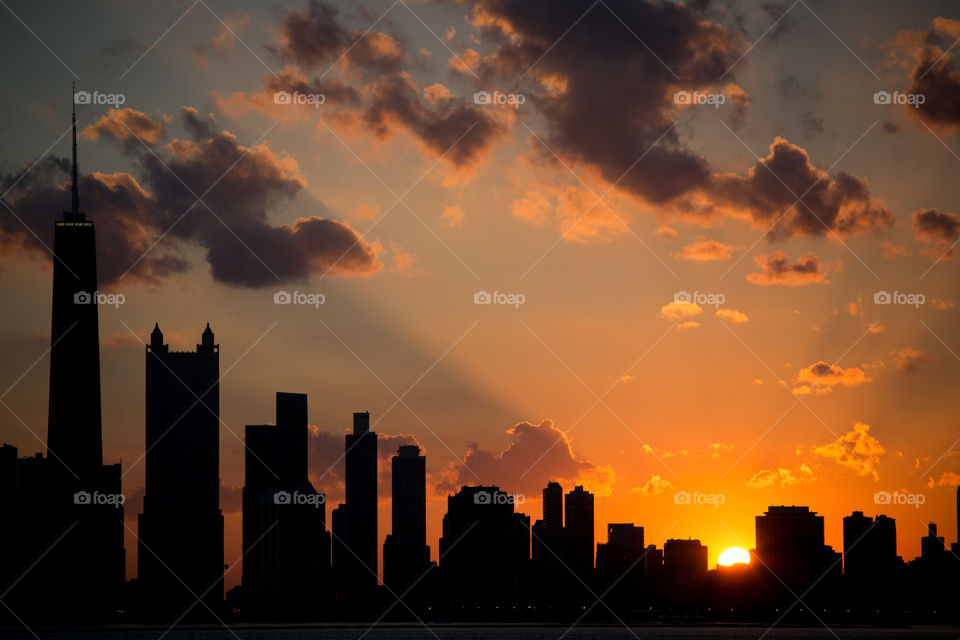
[894,347,927,373]
[629,474,675,495]
[746,251,829,286]
[715,308,748,323]
[675,239,735,261]
[792,361,870,395]
[913,208,960,259]
[747,463,815,489]
[81,108,166,145]
[812,422,884,480]
[659,301,703,321]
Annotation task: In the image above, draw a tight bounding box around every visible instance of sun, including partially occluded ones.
[718,547,750,566]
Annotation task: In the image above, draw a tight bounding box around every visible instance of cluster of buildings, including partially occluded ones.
[2,113,960,625]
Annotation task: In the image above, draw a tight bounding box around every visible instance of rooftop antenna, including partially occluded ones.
[71,82,79,215]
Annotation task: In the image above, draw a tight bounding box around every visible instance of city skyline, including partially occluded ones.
[2,0,960,619]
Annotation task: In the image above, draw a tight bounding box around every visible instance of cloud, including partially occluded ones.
[0,108,380,287]
[892,18,960,132]
[675,239,735,261]
[930,471,960,487]
[659,301,702,321]
[880,241,912,259]
[792,360,870,395]
[932,297,955,310]
[436,418,615,498]
[894,347,927,373]
[81,108,166,146]
[913,208,960,259]
[440,204,464,228]
[629,474,675,495]
[746,251,829,286]
[812,422,884,480]
[715,308,748,323]
[747,463,815,489]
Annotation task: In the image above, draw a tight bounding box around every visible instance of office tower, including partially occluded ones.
[438,485,529,609]
[383,445,430,598]
[755,506,841,605]
[843,511,897,579]
[920,522,945,560]
[595,524,646,609]
[538,481,564,604]
[331,504,348,600]
[663,538,708,606]
[4,104,125,622]
[542,482,564,558]
[242,392,329,618]
[139,323,223,619]
[564,485,595,577]
[342,412,378,598]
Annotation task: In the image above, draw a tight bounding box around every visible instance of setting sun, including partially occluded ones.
[718,547,751,566]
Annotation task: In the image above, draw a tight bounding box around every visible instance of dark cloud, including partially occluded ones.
[0,108,380,287]
[881,120,902,134]
[709,137,893,239]
[82,107,166,146]
[913,208,960,259]
[746,250,829,286]
[436,418,614,498]
[180,106,216,140]
[898,19,960,131]
[799,111,824,138]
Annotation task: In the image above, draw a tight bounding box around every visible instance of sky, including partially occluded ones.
[2,0,960,589]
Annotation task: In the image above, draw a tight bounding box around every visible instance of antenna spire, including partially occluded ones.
[71,82,79,215]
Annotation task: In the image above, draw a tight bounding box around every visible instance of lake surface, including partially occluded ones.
[2,626,959,640]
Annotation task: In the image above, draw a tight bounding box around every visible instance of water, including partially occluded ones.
[1,626,959,640]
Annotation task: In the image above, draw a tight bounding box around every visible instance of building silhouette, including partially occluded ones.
[536,481,565,605]
[0,102,124,622]
[339,411,378,602]
[383,445,431,603]
[242,392,329,619]
[595,523,646,609]
[138,323,223,619]
[754,506,841,607]
[663,538,708,608]
[564,485,594,578]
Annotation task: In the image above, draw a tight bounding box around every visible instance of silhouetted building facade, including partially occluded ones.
[242,392,329,619]
[383,445,431,601]
[564,485,594,577]
[340,412,378,601]
[138,323,223,619]
[596,523,646,609]
[663,538,708,608]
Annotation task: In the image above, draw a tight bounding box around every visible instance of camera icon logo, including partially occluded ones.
[673,291,692,304]
[274,290,292,304]
[673,490,691,505]
[274,91,292,105]
[873,291,891,305]
[874,490,891,504]
[474,291,492,304]
[274,491,292,505]
[673,91,692,105]
[474,91,491,105]
[74,491,91,505]
[873,91,891,105]
[74,91,91,105]
[473,490,492,504]
[74,291,92,304]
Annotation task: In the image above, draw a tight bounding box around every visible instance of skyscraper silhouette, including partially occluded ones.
[383,445,430,601]
[138,323,223,619]
[341,411,378,600]
[242,392,329,619]
[564,485,594,577]
[663,538,708,607]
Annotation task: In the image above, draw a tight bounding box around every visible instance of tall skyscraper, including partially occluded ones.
[564,485,595,578]
[843,511,897,580]
[663,538,708,606]
[383,445,431,599]
[242,392,329,619]
[139,323,223,619]
[342,411,378,598]
[46,97,102,484]
[595,523,646,609]
[542,482,563,558]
